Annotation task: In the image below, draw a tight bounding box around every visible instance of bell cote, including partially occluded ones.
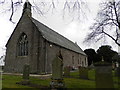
[23,0,32,17]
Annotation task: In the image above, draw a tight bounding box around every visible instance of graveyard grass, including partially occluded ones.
[2,69,119,88]
[2,74,95,88]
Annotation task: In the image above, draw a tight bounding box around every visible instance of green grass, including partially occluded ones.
[64,78,95,88]
[30,77,51,87]
[2,74,95,89]
[2,75,32,88]
[88,69,95,80]
[2,75,52,89]
[70,69,95,80]
[69,69,119,88]
[2,69,120,89]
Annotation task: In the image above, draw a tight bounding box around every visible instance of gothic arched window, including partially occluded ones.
[18,33,28,56]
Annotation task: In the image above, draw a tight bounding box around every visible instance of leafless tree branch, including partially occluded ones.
[0,0,87,22]
[85,0,120,46]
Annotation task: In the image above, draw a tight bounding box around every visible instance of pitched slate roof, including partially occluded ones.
[31,18,86,56]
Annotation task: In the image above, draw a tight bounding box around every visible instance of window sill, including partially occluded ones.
[17,56,28,58]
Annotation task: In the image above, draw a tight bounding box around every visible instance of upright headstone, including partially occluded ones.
[95,60,114,88]
[16,64,30,85]
[79,66,88,79]
[23,64,30,80]
[64,66,70,77]
[115,67,120,77]
[50,56,65,88]
[0,66,2,90]
[115,67,120,88]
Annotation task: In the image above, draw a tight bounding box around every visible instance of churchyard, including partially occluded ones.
[1,56,120,89]
[1,68,120,89]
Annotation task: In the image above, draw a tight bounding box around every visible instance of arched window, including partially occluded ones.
[18,33,28,56]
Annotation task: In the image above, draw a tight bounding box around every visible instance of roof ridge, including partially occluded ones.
[32,18,80,46]
[31,17,86,55]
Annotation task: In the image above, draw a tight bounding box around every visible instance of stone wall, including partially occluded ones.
[4,11,87,74]
[4,12,39,73]
[45,41,87,73]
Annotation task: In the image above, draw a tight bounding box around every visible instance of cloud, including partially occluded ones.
[0,17,13,55]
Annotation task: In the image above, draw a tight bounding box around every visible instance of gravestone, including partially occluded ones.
[20,64,30,85]
[50,56,65,88]
[64,66,70,77]
[23,64,30,80]
[79,66,88,79]
[115,67,120,77]
[115,67,120,88]
[0,66,2,90]
[94,61,114,88]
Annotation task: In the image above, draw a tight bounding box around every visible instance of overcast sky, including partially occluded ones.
[0,0,118,57]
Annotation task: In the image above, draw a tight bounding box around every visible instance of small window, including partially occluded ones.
[85,58,86,66]
[84,57,87,66]
[72,56,74,64]
[82,61,84,67]
[79,57,81,65]
[85,57,87,66]
[18,33,28,56]
[78,59,79,64]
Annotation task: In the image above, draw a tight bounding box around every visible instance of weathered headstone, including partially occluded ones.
[23,64,30,80]
[20,64,30,85]
[115,67,120,77]
[64,66,70,77]
[115,67,120,88]
[50,56,65,88]
[0,66,2,90]
[79,66,88,79]
[16,64,31,85]
[95,61,114,88]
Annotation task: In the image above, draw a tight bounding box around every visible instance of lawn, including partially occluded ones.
[1,69,120,89]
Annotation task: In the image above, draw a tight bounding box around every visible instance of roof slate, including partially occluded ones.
[31,18,86,55]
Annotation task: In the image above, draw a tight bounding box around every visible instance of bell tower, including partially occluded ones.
[23,0,32,17]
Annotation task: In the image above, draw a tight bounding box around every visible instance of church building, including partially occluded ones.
[4,1,87,74]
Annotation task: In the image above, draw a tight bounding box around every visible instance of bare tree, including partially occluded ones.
[0,0,87,22]
[85,0,120,46]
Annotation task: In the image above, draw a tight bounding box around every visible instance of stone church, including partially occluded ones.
[4,1,87,74]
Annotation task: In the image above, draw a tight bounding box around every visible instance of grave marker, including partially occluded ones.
[79,66,88,79]
[0,66,2,90]
[64,66,70,77]
[50,56,65,88]
[95,60,114,88]
[115,67,120,88]
[17,64,30,85]
[23,64,30,80]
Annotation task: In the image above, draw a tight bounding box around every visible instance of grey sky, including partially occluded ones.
[0,0,118,57]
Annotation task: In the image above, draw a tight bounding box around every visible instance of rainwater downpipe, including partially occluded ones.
[45,40,48,74]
